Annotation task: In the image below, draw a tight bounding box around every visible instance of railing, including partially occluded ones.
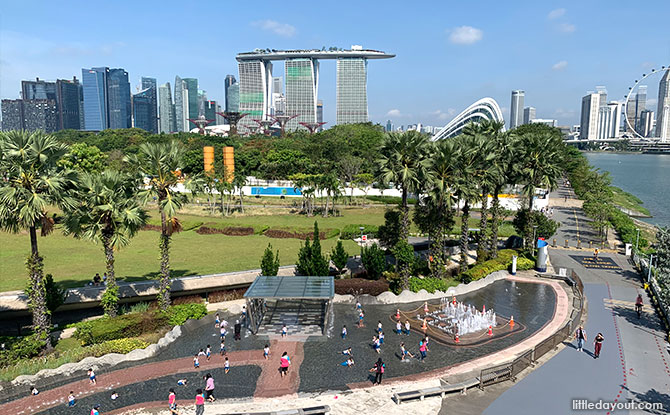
[631,251,670,330]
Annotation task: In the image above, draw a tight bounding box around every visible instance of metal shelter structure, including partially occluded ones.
[243,276,334,335]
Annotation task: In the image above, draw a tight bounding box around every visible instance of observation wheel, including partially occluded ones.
[624,66,669,139]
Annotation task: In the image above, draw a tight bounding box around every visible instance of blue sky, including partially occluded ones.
[1,0,669,128]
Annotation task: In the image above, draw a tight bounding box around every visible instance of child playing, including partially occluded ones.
[400,342,414,361]
[198,348,206,360]
[220,340,226,356]
[340,356,355,367]
[205,345,211,361]
[342,347,353,356]
[87,368,96,385]
[404,320,411,336]
[281,324,288,337]
[357,310,365,328]
[193,354,200,369]
[215,313,220,328]
[111,391,118,400]
[67,391,76,407]
[220,326,227,340]
[177,378,188,386]
[341,325,347,339]
[377,321,383,333]
[263,344,270,360]
[396,321,402,334]
[224,357,230,374]
[372,336,381,353]
[30,386,39,395]
[379,331,385,345]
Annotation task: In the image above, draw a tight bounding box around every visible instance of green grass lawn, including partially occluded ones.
[0,205,517,292]
[610,186,651,216]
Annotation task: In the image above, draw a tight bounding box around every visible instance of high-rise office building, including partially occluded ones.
[509,90,524,129]
[56,78,83,130]
[22,78,57,101]
[317,100,324,131]
[580,93,601,140]
[238,60,272,129]
[227,83,240,113]
[140,77,158,133]
[204,100,218,125]
[595,86,607,108]
[385,120,393,132]
[639,110,655,137]
[272,76,283,94]
[158,82,175,133]
[224,74,237,113]
[82,67,109,130]
[336,58,367,124]
[286,58,318,130]
[656,70,670,140]
[183,78,199,119]
[597,101,622,139]
[1,100,25,131]
[107,68,131,129]
[132,88,153,132]
[634,86,647,133]
[523,106,536,125]
[174,76,188,132]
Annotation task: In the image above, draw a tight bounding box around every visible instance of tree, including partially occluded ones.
[331,240,349,275]
[360,244,387,280]
[127,141,187,311]
[488,130,517,258]
[392,240,415,290]
[63,170,148,316]
[0,130,77,348]
[339,156,362,203]
[355,173,374,205]
[377,131,430,240]
[260,243,280,276]
[57,142,108,173]
[25,273,66,317]
[377,209,402,248]
[655,227,670,303]
[513,210,560,241]
[295,222,330,276]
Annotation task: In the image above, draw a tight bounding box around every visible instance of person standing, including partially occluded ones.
[575,326,587,352]
[341,325,347,339]
[594,333,604,358]
[67,391,76,407]
[369,358,385,385]
[404,320,411,336]
[204,373,215,402]
[88,368,97,385]
[90,404,101,415]
[395,321,402,335]
[234,320,242,341]
[168,388,180,415]
[280,352,291,378]
[194,389,205,415]
[418,338,427,360]
[263,344,270,360]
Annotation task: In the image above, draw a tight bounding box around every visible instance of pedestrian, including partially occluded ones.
[264,344,270,360]
[340,356,355,367]
[341,325,347,339]
[400,342,414,361]
[91,404,101,415]
[204,373,215,402]
[206,345,211,361]
[280,352,291,378]
[220,325,227,340]
[220,339,226,356]
[418,338,427,360]
[395,308,401,321]
[224,357,230,374]
[356,300,361,311]
[594,248,599,259]
[372,336,381,353]
[423,301,429,314]
[242,305,247,327]
[194,389,205,415]
[110,391,118,400]
[234,320,241,341]
[369,358,385,385]
[68,391,76,407]
[168,388,180,415]
[594,333,604,358]
[377,320,383,333]
[575,325,587,352]
[396,320,403,334]
[357,310,365,328]
[281,324,288,337]
[379,331,385,345]
[404,320,411,336]
[88,368,96,385]
[30,386,39,395]
[215,313,220,328]
[193,354,200,368]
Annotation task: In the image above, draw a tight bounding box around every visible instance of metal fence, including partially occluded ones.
[631,251,670,330]
[478,270,585,389]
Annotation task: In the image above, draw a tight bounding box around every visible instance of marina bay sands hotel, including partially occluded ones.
[236,46,394,131]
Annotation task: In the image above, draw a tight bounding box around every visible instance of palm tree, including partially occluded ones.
[0,130,77,347]
[377,131,430,240]
[488,130,518,258]
[516,131,564,250]
[63,170,148,317]
[127,141,187,311]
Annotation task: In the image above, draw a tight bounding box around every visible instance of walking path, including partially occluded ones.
[482,184,670,415]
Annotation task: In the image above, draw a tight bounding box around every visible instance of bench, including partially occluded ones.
[478,366,513,389]
[393,380,479,404]
[441,378,479,395]
[226,406,330,415]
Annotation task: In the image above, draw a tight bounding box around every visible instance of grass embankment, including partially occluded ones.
[610,186,651,216]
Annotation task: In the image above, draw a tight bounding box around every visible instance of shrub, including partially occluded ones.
[330,240,349,275]
[208,288,246,303]
[340,224,379,240]
[260,243,280,276]
[195,226,254,236]
[264,227,339,239]
[122,301,150,314]
[0,334,46,368]
[408,277,454,294]
[172,295,205,305]
[516,257,535,271]
[609,209,648,248]
[165,303,208,326]
[460,249,520,283]
[366,195,417,205]
[334,278,389,296]
[74,311,169,346]
[361,244,387,280]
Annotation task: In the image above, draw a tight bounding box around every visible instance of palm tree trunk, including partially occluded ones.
[323,193,329,218]
[239,188,244,214]
[459,201,470,273]
[478,187,489,258]
[158,208,171,311]
[489,185,502,259]
[525,189,535,252]
[101,234,119,317]
[401,187,409,240]
[27,225,51,349]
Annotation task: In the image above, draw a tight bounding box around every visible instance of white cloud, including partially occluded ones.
[552,60,568,71]
[386,109,402,117]
[448,26,483,45]
[548,8,566,19]
[252,20,296,37]
[431,109,456,121]
[558,23,576,33]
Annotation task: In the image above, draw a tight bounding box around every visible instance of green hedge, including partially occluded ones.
[460,249,528,283]
[74,311,168,346]
[0,334,46,368]
[609,209,648,248]
[366,195,417,205]
[408,277,457,293]
[340,224,379,239]
[166,303,208,326]
[201,222,269,234]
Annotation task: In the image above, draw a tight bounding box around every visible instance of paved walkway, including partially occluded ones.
[481,185,670,415]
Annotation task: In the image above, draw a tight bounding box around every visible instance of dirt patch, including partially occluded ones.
[143,224,162,232]
[335,278,389,296]
[195,226,254,236]
[264,229,326,239]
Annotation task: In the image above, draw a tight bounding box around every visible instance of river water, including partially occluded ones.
[584,152,670,226]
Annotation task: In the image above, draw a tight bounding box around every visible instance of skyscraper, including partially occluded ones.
[656,70,670,140]
[82,67,109,130]
[336,58,368,124]
[238,60,272,130]
[158,82,175,133]
[509,90,524,129]
[22,78,57,101]
[317,100,324,131]
[286,58,318,130]
[272,76,283,94]
[580,93,600,140]
[56,78,83,130]
[140,77,158,133]
[183,78,199,119]
[385,120,393,132]
[639,110,655,137]
[523,106,536,125]
[107,68,131,129]
[597,101,622,139]
[634,86,647,133]
[204,100,218,125]
[227,83,240,113]
[1,100,25,131]
[132,88,153,132]
[174,76,188,132]
[224,74,237,112]
[1,99,58,132]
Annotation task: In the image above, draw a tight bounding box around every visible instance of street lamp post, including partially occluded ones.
[635,228,640,252]
[359,226,365,245]
[647,254,654,282]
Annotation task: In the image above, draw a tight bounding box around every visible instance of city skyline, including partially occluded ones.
[1,1,670,128]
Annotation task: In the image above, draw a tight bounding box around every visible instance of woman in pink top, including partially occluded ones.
[194,389,205,415]
[280,351,291,378]
[168,388,180,414]
[204,373,216,402]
